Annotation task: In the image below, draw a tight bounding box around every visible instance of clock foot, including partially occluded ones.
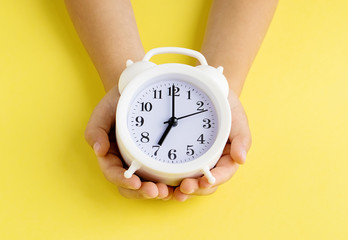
[202,166,216,185]
[124,161,141,179]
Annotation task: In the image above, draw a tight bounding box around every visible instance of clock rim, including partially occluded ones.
[116,63,231,177]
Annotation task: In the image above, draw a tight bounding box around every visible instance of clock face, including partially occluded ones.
[127,78,218,164]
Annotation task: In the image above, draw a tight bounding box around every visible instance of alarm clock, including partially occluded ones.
[116,47,231,186]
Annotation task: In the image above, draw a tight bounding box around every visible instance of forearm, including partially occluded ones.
[65,0,144,91]
[202,0,278,96]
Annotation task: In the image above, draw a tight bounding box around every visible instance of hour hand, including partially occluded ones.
[163,109,208,124]
[157,122,173,146]
[158,117,178,146]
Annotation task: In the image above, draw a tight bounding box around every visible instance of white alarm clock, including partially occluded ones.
[116,47,231,186]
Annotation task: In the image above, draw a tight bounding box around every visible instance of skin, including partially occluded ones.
[65,0,278,201]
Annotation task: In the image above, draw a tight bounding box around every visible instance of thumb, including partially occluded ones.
[230,134,251,164]
[85,88,119,157]
[85,125,111,157]
[229,93,252,164]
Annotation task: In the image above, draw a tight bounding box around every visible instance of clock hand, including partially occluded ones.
[157,122,173,146]
[172,84,175,118]
[157,85,178,146]
[158,117,178,146]
[163,109,208,124]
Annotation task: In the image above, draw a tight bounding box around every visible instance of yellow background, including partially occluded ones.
[1,0,347,239]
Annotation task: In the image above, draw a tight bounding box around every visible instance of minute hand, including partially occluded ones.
[163,109,208,124]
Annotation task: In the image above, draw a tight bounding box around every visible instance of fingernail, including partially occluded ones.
[162,197,171,201]
[93,142,101,154]
[201,182,212,189]
[178,195,189,202]
[186,189,194,194]
[181,187,194,194]
[162,194,172,201]
[143,192,157,199]
[182,190,194,194]
[143,193,152,199]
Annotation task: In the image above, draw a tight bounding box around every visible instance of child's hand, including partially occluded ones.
[84,86,174,200]
[172,90,252,201]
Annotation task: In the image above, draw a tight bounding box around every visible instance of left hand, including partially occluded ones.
[172,90,252,201]
[85,86,174,200]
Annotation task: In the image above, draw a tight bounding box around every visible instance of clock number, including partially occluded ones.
[153,90,162,99]
[187,90,191,100]
[196,101,204,111]
[140,132,150,143]
[140,102,152,112]
[197,134,205,144]
[203,118,211,129]
[168,149,177,160]
[135,116,144,127]
[186,145,194,156]
[152,145,160,156]
[168,86,180,96]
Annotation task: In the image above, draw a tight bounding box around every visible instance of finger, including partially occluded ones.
[162,186,174,201]
[117,187,149,200]
[118,182,159,200]
[173,187,191,202]
[156,183,169,199]
[85,88,120,157]
[138,182,159,199]
[228,92,252,164]
[98,154,141,190]
[118,186,143,199]
[170,145,235,197]
[180,178,218,196]
[190,186,218,196]
[85,125,110,157]
[199,155,239,189]
[230,135,251,164]
[179,146,232,196]
[223,143,231,155]
[180,178,199,195]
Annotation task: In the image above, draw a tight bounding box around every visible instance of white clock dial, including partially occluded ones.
[127,78,218,164]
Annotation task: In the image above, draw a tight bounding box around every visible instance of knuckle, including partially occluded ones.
[103,168,118,185]
[102,170,113,183]
[117,187,134,199]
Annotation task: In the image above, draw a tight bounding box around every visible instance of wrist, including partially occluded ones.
[101,52,145,92]
[227,75,246,97]
[228,82,244,97]
[101,70,121,93]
